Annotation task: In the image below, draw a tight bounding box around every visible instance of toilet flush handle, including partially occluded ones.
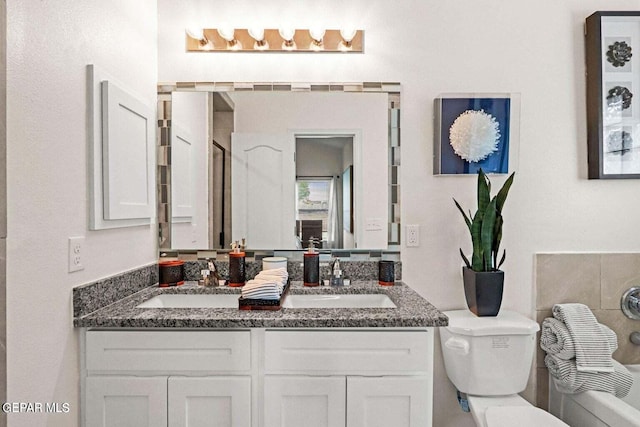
[445,337,470,355]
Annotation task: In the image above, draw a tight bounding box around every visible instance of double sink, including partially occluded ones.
[137,293,397,309]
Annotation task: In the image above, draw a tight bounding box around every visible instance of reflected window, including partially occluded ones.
[296,179,331,246]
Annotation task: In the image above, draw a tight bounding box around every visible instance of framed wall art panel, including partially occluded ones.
[434,93,520,175]
[585,12,640,179]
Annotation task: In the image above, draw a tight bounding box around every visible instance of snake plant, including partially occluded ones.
[454,169,515,272]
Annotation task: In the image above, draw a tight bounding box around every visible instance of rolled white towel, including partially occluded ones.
[540,317,618,359]
[552,303,614,372]
[545,354,633,398]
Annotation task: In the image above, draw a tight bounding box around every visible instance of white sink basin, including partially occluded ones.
[281,294,396,309]
[137,294,238,308]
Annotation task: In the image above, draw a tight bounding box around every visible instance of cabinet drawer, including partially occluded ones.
[86,330,251,373]
[265,330,431,374]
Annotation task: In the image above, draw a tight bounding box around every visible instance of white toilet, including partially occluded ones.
[440,309,569,427]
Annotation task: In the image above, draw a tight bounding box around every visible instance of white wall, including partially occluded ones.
[172,91,209,249]
[159,1,640,425]
[7,1,157,426]
[230,91,388,249]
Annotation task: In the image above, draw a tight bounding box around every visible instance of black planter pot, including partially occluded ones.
[463,267,504,317]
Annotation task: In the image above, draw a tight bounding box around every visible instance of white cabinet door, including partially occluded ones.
[264,376,346,427]
[85,376,167,427]
[346,376,431,427]
[168,376,251,427]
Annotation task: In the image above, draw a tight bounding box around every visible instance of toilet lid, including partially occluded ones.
[485,406,569,427]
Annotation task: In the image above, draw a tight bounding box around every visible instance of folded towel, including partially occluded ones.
[552,303,614,372]
[257,267,288,278]
[256,270,288,283]
[545,354,633,398]
[241,278,284,300]
[540,317,618,360]
[241,289,280,300]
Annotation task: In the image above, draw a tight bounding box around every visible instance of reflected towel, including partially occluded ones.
[545,355,633,398]
[540,317,618,360]
[552,303,614,372]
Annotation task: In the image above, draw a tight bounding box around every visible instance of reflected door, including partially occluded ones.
[231,133,295,249]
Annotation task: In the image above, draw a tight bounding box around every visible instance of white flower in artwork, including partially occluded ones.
[449,109,501,162]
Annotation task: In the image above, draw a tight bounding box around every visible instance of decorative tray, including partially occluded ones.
[238,279,290,311]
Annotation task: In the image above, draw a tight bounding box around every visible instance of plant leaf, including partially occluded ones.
[495,172,515,214]
[460,249,471,268]
[480,198,497,270]
[470,209,484,270]
[477,169,490,216]
[492,214,503,268]
[497,249,506,269]
[453,198,472,232]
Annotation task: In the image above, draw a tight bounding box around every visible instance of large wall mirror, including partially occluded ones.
[157,82,400,252]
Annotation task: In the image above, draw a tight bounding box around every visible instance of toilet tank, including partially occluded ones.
[440,310,540,396]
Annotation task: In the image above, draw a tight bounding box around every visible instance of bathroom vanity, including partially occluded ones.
[75,281,447,427]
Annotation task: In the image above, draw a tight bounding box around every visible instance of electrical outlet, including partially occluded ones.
[365,218,383,231]
[68,236,85,273]
[406,225,420,247]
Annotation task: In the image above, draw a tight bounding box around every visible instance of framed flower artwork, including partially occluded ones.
[433,93,520,175]
[586,12,640,179]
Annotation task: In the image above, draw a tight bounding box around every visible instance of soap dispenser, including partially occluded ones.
[209,259,221,287]
[229,240,246,287]
[330,258,344,286]
[303,239,320,287]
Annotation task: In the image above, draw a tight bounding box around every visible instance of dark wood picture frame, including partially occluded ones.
[585,11,640,179]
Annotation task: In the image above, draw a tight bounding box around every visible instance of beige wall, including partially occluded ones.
[535,253,640,410]
[0,1,5,425]
[7,2,158,426]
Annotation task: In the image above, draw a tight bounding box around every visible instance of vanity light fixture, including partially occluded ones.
[185,28,364,53]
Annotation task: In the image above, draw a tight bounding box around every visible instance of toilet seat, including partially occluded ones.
[467,395,568,427]
[485,407,569,427]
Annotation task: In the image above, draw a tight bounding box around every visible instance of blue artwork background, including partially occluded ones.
[439,97,511,174]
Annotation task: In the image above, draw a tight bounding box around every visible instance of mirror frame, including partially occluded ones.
[157,82,401,252]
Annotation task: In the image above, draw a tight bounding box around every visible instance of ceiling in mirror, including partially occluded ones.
[157,82,401,252]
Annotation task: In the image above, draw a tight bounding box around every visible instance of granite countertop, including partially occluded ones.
[73,281,448,329]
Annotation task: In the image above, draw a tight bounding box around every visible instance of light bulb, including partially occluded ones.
[309,28,325,51]
[309,28,325,42]
[248,27,264,41]
[217,26,241,50]
[249,27,269,50]
[186,27,210,48]
[339,28,357,51]
[340,28,357,42]
[217,26,235,42]
[186,27,205,40]
[279,28,296,50]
